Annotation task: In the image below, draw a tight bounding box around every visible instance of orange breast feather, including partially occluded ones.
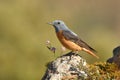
[56,30,82,51]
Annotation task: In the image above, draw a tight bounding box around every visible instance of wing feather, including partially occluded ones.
[62,30,96,52]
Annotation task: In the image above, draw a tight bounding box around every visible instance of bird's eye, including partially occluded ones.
[57,22,60,24]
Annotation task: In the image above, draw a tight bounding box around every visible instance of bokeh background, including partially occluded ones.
[0,0,120,80]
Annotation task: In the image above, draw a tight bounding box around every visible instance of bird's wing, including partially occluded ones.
[62,30,96,52]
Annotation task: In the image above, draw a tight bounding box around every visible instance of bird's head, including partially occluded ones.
[48,20,69,32]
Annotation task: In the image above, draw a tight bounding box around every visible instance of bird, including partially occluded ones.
[48,20,99,58]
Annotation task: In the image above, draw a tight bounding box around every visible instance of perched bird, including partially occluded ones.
[48,20,99,58]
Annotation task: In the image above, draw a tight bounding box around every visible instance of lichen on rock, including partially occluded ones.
[42,52,89,80]
[42,50,120,80]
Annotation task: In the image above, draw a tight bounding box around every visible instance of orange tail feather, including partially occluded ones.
[82,48,99,59]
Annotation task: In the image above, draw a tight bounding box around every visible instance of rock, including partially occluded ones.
[42,52,89,80]
[107,46,120,69]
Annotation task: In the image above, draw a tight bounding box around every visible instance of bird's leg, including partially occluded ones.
[75,51,79,54]
[72,50,79,54]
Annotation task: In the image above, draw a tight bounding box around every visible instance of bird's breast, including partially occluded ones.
[56,30,82,51]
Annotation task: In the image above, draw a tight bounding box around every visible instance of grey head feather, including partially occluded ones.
[52,20,69,32]
[52,20,78,36]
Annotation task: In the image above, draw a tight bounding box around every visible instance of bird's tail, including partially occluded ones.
[82,48,99,59]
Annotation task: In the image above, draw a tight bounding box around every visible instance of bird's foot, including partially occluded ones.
[70,51,79,56]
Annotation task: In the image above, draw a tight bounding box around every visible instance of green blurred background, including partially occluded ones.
[0,0,120,80]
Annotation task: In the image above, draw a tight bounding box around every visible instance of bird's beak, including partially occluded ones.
[47,22,53,25]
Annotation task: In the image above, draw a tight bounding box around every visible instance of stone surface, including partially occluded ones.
[42,52,89,80]
[107,46,120,69]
